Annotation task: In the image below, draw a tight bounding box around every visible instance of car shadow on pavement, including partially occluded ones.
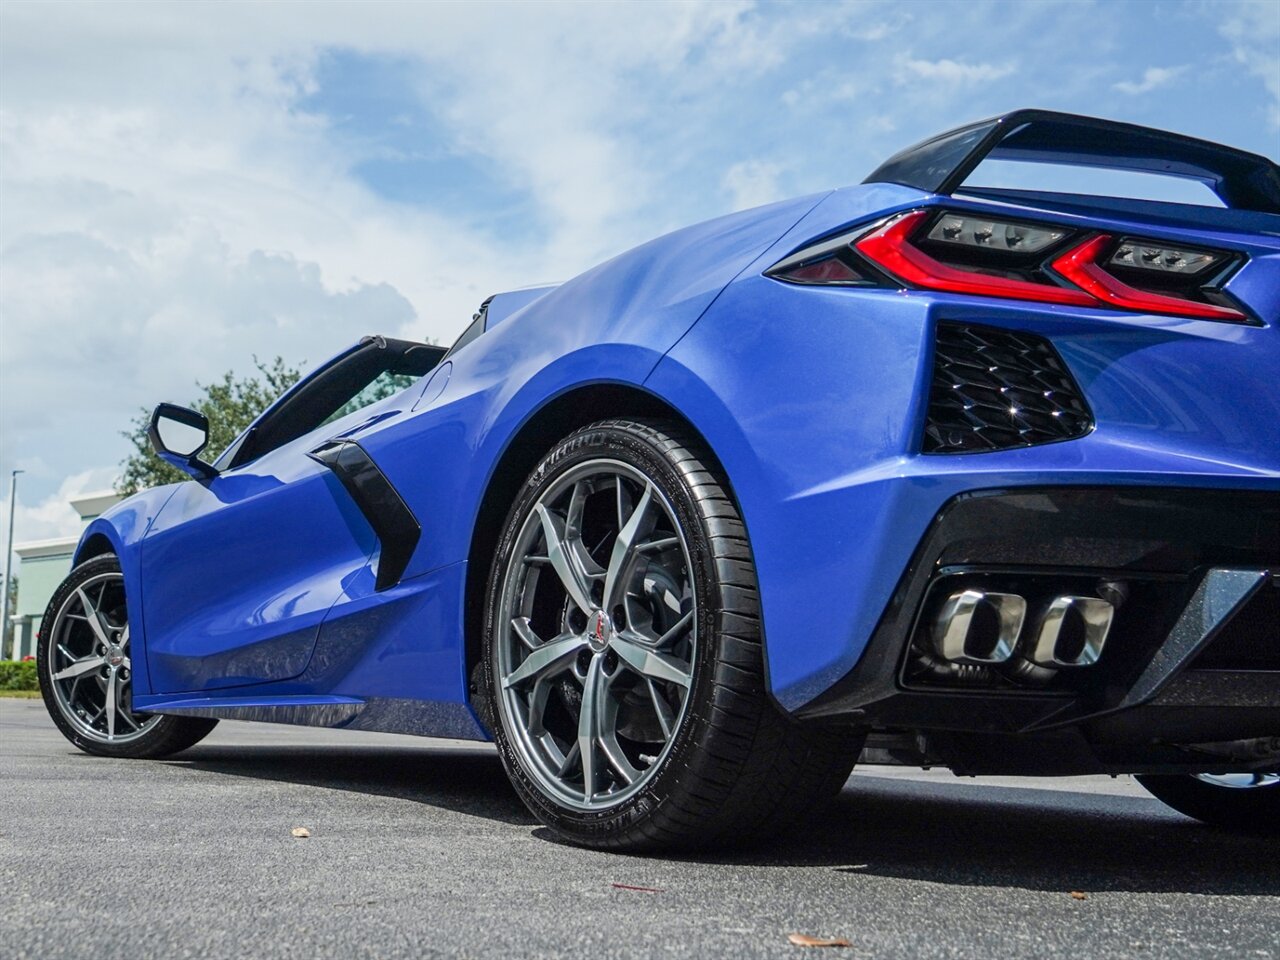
[651,774,1280,896]
[167,744,537,826]
[166,741,1278,896]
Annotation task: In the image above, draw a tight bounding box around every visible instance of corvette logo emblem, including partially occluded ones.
[590,611,610,648]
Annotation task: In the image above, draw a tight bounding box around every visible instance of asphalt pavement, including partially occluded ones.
[2,696,1276,959]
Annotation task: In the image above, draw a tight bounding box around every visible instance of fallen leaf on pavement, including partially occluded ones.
[611,882,662,893]
[788,933,851,948]
[1070,891,1088,900]
[291,827,312,838]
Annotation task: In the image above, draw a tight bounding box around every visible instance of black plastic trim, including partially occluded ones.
[797,486,1280,732]
[922,323,1094,453]
[864,109,1280,214]
[309,439,421,591]
[442,297,494,362]
[223,337,444,471]
[148,402,218,480]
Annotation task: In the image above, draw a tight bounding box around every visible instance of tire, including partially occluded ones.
[481,418,860,851]
[38,554,218,759]
[1136,773,1280,834]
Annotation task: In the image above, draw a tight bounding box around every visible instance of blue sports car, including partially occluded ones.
[38,110,1280,849]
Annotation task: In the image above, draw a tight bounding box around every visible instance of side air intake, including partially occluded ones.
[923,323,1093,453]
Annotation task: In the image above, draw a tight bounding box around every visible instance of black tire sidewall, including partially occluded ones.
[1138,774,1280,833]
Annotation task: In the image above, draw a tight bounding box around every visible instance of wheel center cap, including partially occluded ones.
[588,610,613,651]
[106,646,125,668]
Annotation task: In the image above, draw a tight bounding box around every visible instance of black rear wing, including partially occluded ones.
[864,109,1280,214]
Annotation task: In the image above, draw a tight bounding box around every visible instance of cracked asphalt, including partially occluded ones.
[2,697,1276,959]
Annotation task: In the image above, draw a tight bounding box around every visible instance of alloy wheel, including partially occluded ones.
[46,571,159,743]
[495,459,697,811]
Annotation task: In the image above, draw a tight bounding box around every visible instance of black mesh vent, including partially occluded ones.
[1192,580,1280,670]
[923,323,1093,453]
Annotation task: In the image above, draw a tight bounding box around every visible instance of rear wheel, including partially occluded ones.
[38,554,217,758]
[481,419,860,851]
[1136,773,1280,833]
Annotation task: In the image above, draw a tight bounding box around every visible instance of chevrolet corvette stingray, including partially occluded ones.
[39,110,1280,848]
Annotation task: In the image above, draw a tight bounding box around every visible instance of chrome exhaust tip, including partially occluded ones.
[1029,596,1115,667]
[932,590,1026,665]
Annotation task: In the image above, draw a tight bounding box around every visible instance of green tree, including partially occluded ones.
[116,356,303,495]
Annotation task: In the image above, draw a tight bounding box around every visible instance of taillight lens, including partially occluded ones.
[768,209,1252,323]
[853,211,1096,307]
[1050,234,1248,322]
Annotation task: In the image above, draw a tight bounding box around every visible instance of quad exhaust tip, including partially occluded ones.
[932,590,1026,665]
[1029,596,1114,667]
[932,590,1115,668]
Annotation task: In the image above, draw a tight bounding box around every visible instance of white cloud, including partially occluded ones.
[1219,0,1280,127]
[1,0,1277,556]
[1113,66,1186,95]
[893,55,1016,87]
[1,0,818,538]
[722,160,786,211]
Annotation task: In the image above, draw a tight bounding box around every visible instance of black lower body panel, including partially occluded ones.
[800,486,1280,773]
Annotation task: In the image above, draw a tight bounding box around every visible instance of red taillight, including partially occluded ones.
[854,211,1096,307]
[1050,234,1249,322]
[772,208,1253,323]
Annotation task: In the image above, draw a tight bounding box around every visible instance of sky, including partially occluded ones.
[1,0,1278,569]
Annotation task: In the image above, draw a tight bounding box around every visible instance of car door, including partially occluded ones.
[139,337,444,694]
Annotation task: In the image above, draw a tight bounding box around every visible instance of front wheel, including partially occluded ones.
[1136,773,1280,833]
[38,554,218,758]
[481,419,860,851]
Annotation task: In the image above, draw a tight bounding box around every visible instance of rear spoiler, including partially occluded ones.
[864,109,1280,214]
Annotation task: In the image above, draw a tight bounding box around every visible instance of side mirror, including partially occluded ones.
[148,403,218,481]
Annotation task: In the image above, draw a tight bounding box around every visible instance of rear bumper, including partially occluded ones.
[797,486,1280,764]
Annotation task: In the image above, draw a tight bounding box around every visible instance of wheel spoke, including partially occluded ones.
[502,632,583,689]
[593,678,641,785]
[565,479,591,537]
[52,655,106,682]
[116,702,140,731]
[535,504,597,615]
[556,740,581,778]
[75,587,113,647]
[653,610,694,649]
[598,726,639,786]
[647,678,675,739]
[603,482,654,611]
[635,536,680,555]
[526,676,554,737]
[511,617,540,651]
[609,634,692,688]
[578,656,605,801]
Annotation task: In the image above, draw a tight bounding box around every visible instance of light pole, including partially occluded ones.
[2,469,22,660]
